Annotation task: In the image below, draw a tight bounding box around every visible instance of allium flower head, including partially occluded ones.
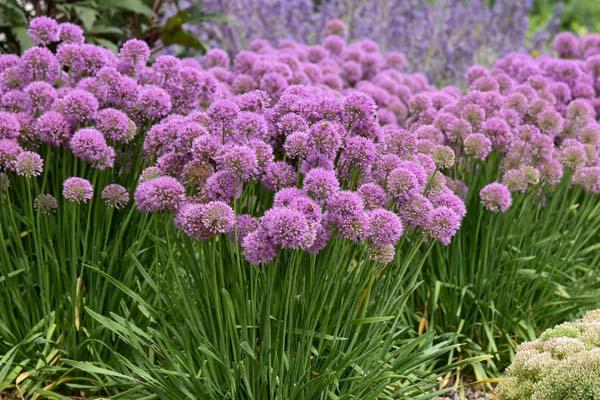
[101,184,130,209]
[217,145,258,181]
[263,161,296,191]
[303,168,340,203]
[387,168,422,201]
[343,91,376,127]
[120,39,150,68]
[480,183,512,212]
[273,188,305,207]
[15,151,43,177]
[368,209,403,246]
[204,171,241,203]
[55,89,99,123]
[70,128,115,170]
[242,229,277,265]
[202,201,235,234]
[58,23,84,44]
[431,145,455,169]
[134,176,185,212]
[95,108,136,143]
[0,112,20,140]
[369,243,395,264]
[284,131,309,159]
[463,133,492,160]
[261,207,314,249]
[63,177,94,203]
[34,193,58,214]
[0,139,22,170]
[230,214,260,242]
[137,85,172,120]
[24,81,57,114]
[358,183,387,210]
[28,17,59,46]
[425,206,461,246]
[326,19,346,36]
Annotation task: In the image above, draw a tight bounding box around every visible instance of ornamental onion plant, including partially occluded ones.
[0,17,466,398]
[411,33,600,381]
[0,19,218,397]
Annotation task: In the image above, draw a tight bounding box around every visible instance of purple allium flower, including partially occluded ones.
[482,117,512,149]
[248,139,274,171]
[303,167,340,203]
[273,187,305,207]
[95,108,136,143]
[139,166,162,183]
[174,203,215,240]
[553,32,580,58]
[327,190,365,223]
[260,72,288,99]
[69,128,115,170]
[480,183,512,213]
[430,190,467,220]
[137,85,172,120]
[463,133,492,160]
[233,112,268,140]
[343,91,376,128]
[340,136,376,170]
[101,184,129,209]
[28,17,59,46]
[288,195,322,224]
[387,168,422,201]
[217,145,258,181]
[503,169,529,193]
[58,23,84,44]
[208,99,240,136]
[425,206,460,246]
[55,89,98,123]
[201,201,235,234]
[358,183,387,210]
[326,18,346,36]
[367,208,403,246]
[306,121,342,159]
[574,167,600,193]
[34,193,58,214]
[24,81,57,114]
[63,177,94,203]
[261,207,314,249]
[431,145,455,169]
[561,142,587,169]
[399,193,433,228]
[242,229,277,265]
[204,171,241,202]
[14,151,43,177]
[230,214,260,242]
[284,131,309,159]
[263,161,296,191]
[0,139,21,170]
[0,112,20,140]
[306,222,330,255]
[134,176,185,212]
[369,243,395,264]
[204,48,230,69]
[120,39,150,68]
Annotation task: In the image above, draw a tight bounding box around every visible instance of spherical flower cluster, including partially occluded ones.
[34,193,58,214]
[101,184,130,209]
[134,177,185,212]
[14,151,43,177]
[480,183,512,213]
[63,177,94,203]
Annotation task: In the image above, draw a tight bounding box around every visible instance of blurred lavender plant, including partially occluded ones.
[185,0,559,85]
